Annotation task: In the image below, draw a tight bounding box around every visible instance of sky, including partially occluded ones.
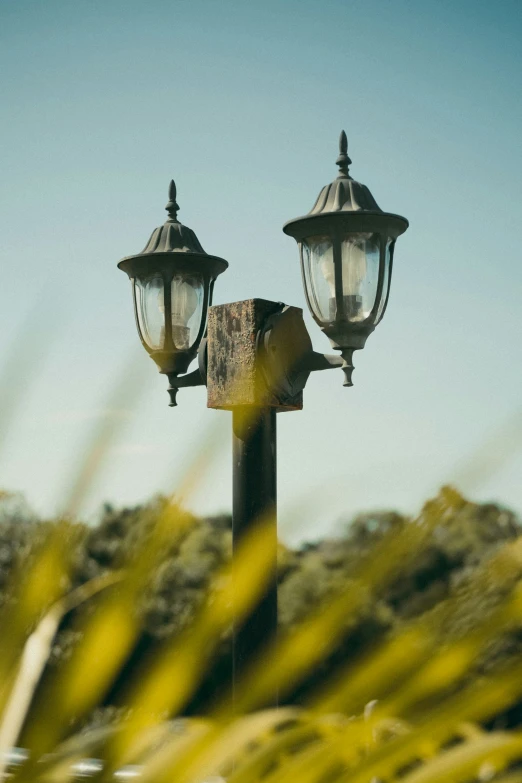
[0,0,521,543]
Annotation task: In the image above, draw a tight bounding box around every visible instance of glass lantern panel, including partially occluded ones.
[135,275,165,350]
[340,232,381,322]
[301,236,336,324]
[171,275,204,350]
[375,239,393,324]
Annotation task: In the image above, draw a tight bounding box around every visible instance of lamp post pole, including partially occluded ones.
[232,408,278,692]
[205,297,307,702]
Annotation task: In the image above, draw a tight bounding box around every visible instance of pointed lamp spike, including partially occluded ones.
[165,179,180,221]
[336,130,352,177]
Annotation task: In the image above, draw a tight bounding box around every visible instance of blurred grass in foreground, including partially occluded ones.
[0,328,521,781]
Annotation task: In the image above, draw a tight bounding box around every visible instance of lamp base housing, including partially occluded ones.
[207,299,303,412]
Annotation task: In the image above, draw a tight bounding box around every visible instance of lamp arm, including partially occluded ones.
[298,348,353,386]
[166,307,350,408]
[258,306,349,398]
[166,339,207,407]
[298,351,343,373]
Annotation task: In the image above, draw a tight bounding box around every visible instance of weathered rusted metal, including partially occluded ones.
[206,299,303,411]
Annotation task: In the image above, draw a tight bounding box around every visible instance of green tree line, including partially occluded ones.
[1,486,521,730]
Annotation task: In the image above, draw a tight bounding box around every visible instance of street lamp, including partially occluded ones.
[117,131,408,698]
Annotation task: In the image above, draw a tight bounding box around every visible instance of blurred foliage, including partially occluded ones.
[1,479,522,781]
[1,485,522,774]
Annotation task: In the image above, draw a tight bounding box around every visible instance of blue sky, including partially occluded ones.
[0,0,521,542]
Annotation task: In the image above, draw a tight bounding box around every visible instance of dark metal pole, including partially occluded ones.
[232,407,278,703]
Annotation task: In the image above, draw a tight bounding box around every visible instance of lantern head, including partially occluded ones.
[283,131,408,385]
[118,180,228,376]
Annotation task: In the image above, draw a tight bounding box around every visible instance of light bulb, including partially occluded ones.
[171,277,198,324]
[155,275,201,351]
[312,235,368,322]
[171,276,200,350]
[339,234,371,320]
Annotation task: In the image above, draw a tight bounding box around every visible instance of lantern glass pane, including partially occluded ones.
[135,275,165,350]
[340,232,380,322]
[301,236,335,324]
[171,275,204,350]
[375,239,393,324]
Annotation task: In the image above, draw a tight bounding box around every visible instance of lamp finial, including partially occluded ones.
[165,179,180,222]
[336,130,352,178]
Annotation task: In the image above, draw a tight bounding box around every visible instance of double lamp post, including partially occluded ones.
[117,131,408,680]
